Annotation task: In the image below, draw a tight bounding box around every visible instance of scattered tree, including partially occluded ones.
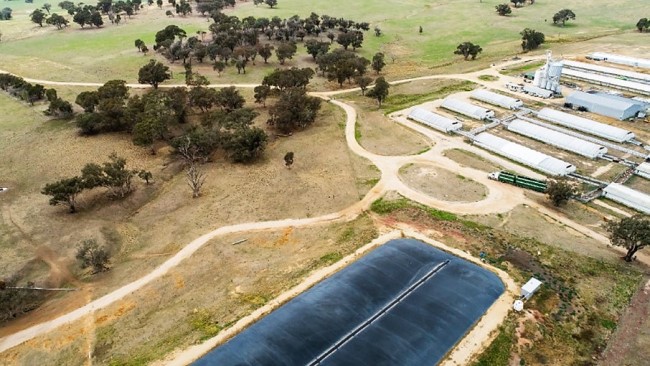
[222,126,268,163]
[30,9,46,27]
[520,28,545,51]
[0,7,12,21]
[606,215,650,262]
[76,239,110,273]
[42,3,52,14]
[138,59,171,88]
[186,164,206,198]
[636,18,649,33]
[454,42,483,60]
[253,84,271,107]
[46,13,69,29]
[553,9,576,26]
[371,52,386,74]
[355,76,373,95]
[275,41,297,65]
[138,170,153,184]
[495,4,512,16]
[264,0,277,8]
[545,179,575,206]
[41,177,84,213]
[510,0,525,8]
[366,76,390,107]
[284,151,294,168]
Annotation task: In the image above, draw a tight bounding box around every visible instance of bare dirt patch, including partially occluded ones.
[399,163,487,202]
[443,148,504,173]
[355,106,431,156]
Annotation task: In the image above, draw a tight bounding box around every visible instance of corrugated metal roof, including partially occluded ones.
[473,132,576,176]
[537,108,635,143]
[635,162,650,179]
[567,90,641,111]
[441,98,494,120]
[602,183,650,214]
[562,69,650,95]
[507,119,607,159]
[407,108,463,133]
[522,85,553,98]
[564,60,650,83]
[470,89,523,110]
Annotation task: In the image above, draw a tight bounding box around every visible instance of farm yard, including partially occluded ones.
[1,0,650,365]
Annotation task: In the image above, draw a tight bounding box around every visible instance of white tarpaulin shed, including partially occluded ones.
[473,132,576,176]
[507,119,607,159]
[537,108,635,143]
[521,278,542,300]
[407,108,463,133]
[635,162,650,180]
[564,60,650,84]
[602,183,650,214]
[562,69,650,97]
[589,52,650,69]
[471,89,523,110]
[441,98,495,120]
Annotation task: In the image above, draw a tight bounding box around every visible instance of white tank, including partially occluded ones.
[548,61,564,78]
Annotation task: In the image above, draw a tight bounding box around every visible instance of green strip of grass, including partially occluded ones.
[473,320,515,366]
[370,197,458,221]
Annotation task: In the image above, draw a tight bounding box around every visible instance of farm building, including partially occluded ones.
[562,69,650,97]
[507,119,607,159]
[522,85,553,99]
[602,183,650,214]
[407,108,463,133]
[563,60,650,84]
[635,162,650,179]
[565,91,646,120]
[521,278,542,301]
[471,89,523,110]
[588,52,650,69]
[536,108,636,143]
[473,132,576,176]
[440,98,495,120]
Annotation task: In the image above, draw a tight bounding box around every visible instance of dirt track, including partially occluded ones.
[3,55,645,361]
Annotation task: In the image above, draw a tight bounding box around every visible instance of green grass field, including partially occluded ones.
[0,0,648,84]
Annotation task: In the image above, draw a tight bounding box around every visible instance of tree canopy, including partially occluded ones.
[606,215,650,262]
[138,59,171,88]
[546,179,575,207]
[366,76,390,107]
[454,42,482,60]
[553,9,576,26]
[520,28,545,52]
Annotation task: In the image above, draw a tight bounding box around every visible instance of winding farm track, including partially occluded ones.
[1,55,645,356]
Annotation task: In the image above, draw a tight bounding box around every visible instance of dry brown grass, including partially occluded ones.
[399,163,487,202]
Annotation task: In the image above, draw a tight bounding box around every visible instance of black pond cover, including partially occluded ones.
[194,239,504,366]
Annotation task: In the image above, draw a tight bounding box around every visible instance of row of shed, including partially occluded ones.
[563,60,650,85]
[562,69,650,97]
[536,108,636,143]
[635,162,650,180]
[473,132,576,176]
[507,119,608,159]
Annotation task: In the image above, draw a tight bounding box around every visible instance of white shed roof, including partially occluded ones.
[563,69,650,95]
[471,89,523,110]
[522,278,542,294]
[473,132,576,176]
[522,85,553,98]
[407,107,463,133]
[441,98,494,120]
[602,183,650,214]
[507,119,607,159]
[565,60,650,83]
[634,162,650,180]
[536,108,635,143]
[589,52,650,69]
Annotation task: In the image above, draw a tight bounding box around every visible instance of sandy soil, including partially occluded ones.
[443,148,504,173]
[399,163,487,202]
[355,106,431,156]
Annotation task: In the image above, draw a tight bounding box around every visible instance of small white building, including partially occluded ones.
[441,98,495,121]
[602,183,650,214]
[521,277,543,300]
[471,89,523,110]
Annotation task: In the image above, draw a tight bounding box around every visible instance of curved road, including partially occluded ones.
[0,56,637,356]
